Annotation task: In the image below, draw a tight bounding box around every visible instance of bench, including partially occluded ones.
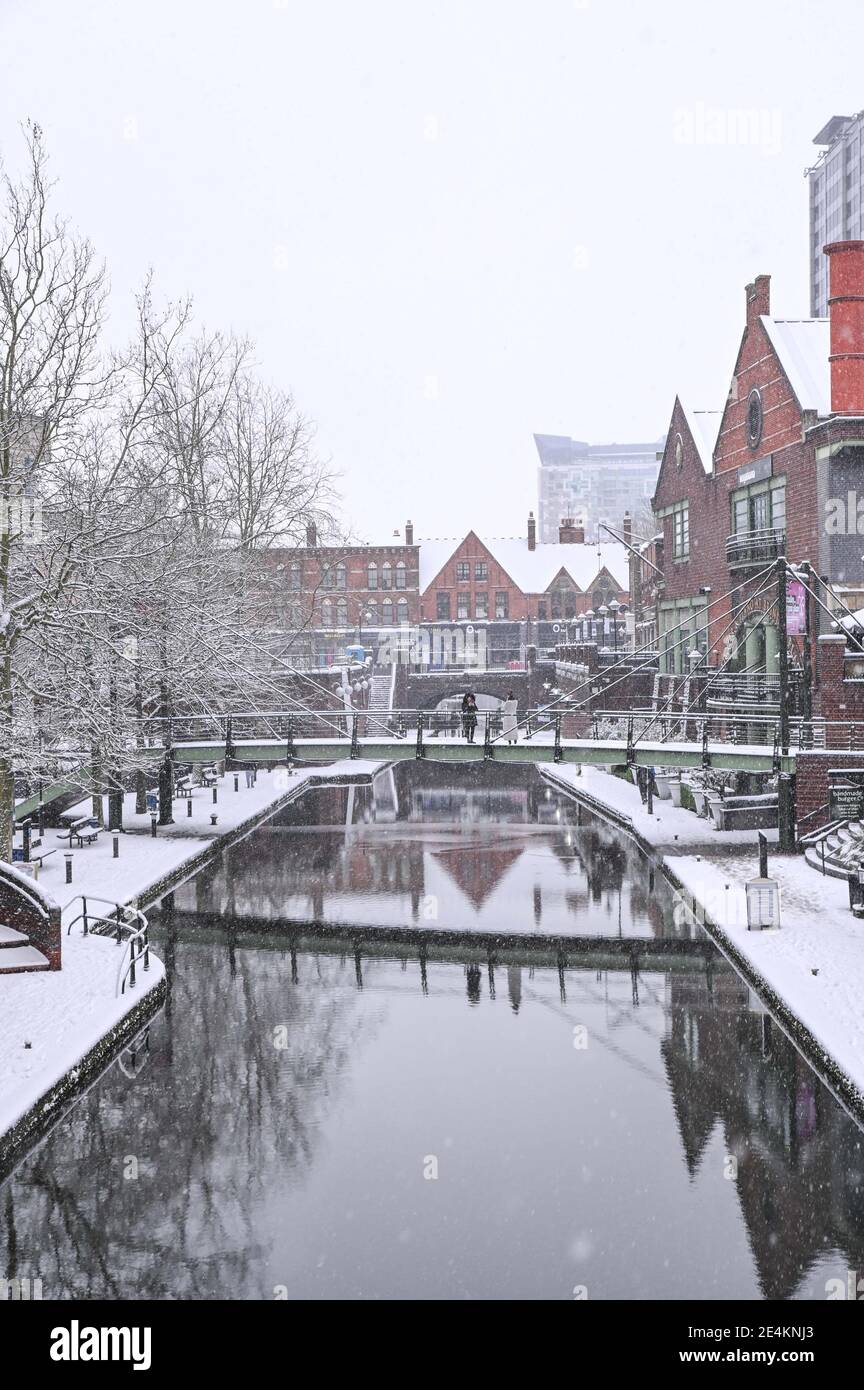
[200,767,219,788]
[57,816,103,848]
[174,776,194,799]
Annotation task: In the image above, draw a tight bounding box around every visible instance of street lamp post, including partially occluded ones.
[609,599,620,653]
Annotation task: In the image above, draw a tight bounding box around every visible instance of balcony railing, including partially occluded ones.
[726,525,786,569]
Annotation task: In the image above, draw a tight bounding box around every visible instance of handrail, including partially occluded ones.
[64,894,150,997]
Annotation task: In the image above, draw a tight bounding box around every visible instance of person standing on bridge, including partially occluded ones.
[502,692,518,745]
[462,692,478,743]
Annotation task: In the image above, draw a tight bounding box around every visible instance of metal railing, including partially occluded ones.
[726,525,786,568]
[65,895,150,996]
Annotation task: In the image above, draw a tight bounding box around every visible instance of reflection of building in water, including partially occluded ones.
[409,787,533,824]
[432,841,527,910]
[662,969,864,1298]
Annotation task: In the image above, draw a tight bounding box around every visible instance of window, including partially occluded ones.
[730,477,786,535]
[495,591,509,619]
[381,561,392,590]
[475,592,488,619]
[672,503,689,559]
[395,561,407,590]
[367,562,378,590]
[322,565,335,590]
[537,601,547,620]
[336,599,348,628]
[437,592,450,620]
[290,561,302,591]
[457,592,470,620]
[336,562,347,590]
[475,562,488,581]
[366,600,378,626]
[456,562,470,582]
[321,598,333,627]
[397,598,409,624]
[381,598,393,626]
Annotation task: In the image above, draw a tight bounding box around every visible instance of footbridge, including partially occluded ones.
[163,707,819,773]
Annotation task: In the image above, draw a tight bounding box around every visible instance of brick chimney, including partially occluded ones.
[559,517,585,544]
[306,519,317,547]
[527,511,536,551]
[405,519,414,546]
[825,241,864,413]
[623,512,632,546]
[745,274,771,328]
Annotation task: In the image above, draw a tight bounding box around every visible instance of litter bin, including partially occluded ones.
[848,869,864,917]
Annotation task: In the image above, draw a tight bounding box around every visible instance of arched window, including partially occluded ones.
[336,599,348,628]
[382,598,394,626]
[397,598,409,625]
[366,600,378,626]
[395,561,407,590]
[367,561,378,590]
[381,561,392,590]
[336,562,347,590]
[290,561,302,591]
[321,598,333,627]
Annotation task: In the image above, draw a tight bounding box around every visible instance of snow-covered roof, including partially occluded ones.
[419,536,629,594]
[681,404,721,473]
[761,317,831,416]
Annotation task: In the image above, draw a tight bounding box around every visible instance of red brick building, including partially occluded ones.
[652,243,864,714]
[260,521,420,664]
[418,514,629,663]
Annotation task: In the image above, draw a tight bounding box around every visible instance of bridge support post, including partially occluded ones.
[350,713,359,760]
[415,712,425,760]
[554,714,563,763]
[483,714,493,760]
[285,717,296,761]
[701,721,711,770]
[626,716,635,767]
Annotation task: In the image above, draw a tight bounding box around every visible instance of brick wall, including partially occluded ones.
[796,750,864,833]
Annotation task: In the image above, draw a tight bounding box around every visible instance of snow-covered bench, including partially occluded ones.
[57,816,102,847]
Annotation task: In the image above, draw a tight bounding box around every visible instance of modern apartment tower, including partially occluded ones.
[533,433,663,544]
[808,112,864,317]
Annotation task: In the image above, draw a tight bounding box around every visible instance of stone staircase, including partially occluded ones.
[803,820,864,879]
[0,921,50,973]
[368,671,393,713]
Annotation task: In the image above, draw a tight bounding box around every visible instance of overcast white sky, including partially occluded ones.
[1,0,860,542]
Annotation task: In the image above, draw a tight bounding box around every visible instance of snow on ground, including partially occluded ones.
[544,761,864,1100]
[541,763,780,851]
[0,760,382,1142]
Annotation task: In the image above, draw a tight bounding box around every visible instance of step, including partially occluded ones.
[0,924,29,947]
[0,944,50,972]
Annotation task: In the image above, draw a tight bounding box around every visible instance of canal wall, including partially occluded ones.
[541,762,864,1126]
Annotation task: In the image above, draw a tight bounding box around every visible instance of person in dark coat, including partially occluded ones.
[461,692,478,743]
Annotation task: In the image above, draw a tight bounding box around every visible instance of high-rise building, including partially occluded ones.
[533,433,664,544]
[807,112,864,317]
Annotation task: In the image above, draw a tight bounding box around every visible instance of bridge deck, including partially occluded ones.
[173,735,795,773]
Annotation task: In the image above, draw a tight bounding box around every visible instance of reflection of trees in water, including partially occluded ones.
[1,941,379,1299]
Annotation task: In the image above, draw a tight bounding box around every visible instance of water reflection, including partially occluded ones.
[177,764,690,943]
[1,764,863,1300]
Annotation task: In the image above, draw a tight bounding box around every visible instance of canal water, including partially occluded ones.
[2,762,864,1300]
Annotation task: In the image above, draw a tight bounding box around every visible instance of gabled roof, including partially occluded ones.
[680,404,721,473]
[419,534,629,594]
[760,316,831,416]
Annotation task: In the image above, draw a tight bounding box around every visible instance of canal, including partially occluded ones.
[2,762,863,1300]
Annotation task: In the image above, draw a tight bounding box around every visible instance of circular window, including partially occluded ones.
[674,433,684,469]
[746,389,764,450]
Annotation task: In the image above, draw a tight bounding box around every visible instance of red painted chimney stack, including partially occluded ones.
[826,241,864,414]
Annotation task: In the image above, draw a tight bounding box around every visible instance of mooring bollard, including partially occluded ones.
[234,774,239,792]
[187,798,193,818]
[210,813,218,826]
[212,786,218,805]
[64,851,73,884]
[112,832,119,859]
